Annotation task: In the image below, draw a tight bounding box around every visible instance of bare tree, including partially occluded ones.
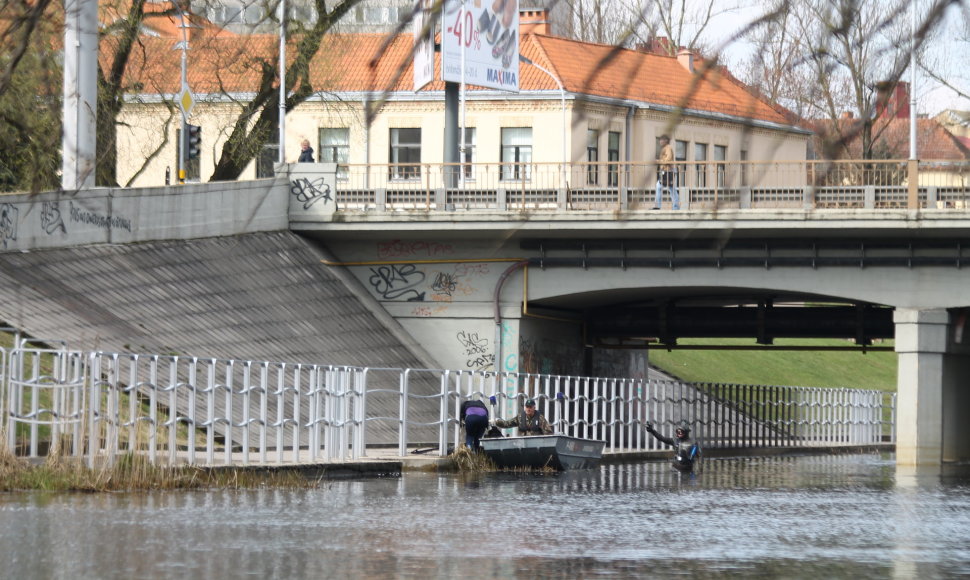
[918,1,970,110]
[209,0,365,181]
[0,0,60,192]
[735,0,960,160]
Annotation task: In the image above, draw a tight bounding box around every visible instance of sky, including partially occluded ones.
[701,0,970,116]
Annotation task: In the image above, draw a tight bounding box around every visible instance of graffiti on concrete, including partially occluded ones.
[290,177,333,210]
[377,239,454,259]
[457,330,494,371]
[41,201,66,235]
[429,263,488,302]
[411,304,448,317]
[431,272,458,296]
[501,321,516,373]
[0,203,18,249]
[69,202,131,232]
[368,263,426,301]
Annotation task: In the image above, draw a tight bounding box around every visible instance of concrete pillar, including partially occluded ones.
[894,308,948,466]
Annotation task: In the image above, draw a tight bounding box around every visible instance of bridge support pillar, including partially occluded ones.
[893,308,970,467]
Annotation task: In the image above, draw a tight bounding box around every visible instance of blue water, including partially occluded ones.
[1,453,969,579]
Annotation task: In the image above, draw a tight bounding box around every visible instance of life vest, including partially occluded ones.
[518,412,545,434]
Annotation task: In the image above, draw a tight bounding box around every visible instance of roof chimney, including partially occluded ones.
[519,9,551,36]
[677,49,694,72]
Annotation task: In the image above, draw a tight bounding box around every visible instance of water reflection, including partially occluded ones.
[1,453,969,579]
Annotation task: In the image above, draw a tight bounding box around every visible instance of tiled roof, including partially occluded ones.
[121,30,791,125]
[812,117,970,160]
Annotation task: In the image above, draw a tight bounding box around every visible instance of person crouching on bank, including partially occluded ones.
[460,398,490,451]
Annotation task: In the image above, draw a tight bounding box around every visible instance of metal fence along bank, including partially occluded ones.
[0,340,895,467]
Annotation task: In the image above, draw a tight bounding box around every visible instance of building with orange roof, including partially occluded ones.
[114,14,811,187]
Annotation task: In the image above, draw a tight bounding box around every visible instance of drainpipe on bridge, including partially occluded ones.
[494,261,528,376]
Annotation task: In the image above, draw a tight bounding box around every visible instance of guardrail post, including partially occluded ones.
[864,186,875,209]
[557,187,567,210]
[435,187,447,210]
[802,186,814,210]
[376,188,387,212]
[740,186,751,209]
[497,188,507,211]
[908,159,919,209]
[439,370,450,457]
[927,186,938,208]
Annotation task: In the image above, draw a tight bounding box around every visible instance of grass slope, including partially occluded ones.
[647,338,897,392]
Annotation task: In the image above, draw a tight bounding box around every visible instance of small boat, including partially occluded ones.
[479,434,605,471]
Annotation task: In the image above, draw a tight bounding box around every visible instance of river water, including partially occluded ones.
[1,452,969,579]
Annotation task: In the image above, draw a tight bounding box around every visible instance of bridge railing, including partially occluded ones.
[0,345,894,466]
[333,159,970,211]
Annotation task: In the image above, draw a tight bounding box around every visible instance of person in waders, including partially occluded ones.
[646,421,701,473]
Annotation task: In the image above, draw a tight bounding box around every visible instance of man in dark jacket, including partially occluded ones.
[460,398,490,451]
[494,399,552,436]
[646,421,701,473]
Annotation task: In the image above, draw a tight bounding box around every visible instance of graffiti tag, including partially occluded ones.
[41,201,66,235]
[290,177,333,210]
[377,239,454,259]
[0,203,18,249]
[368,263,426,301]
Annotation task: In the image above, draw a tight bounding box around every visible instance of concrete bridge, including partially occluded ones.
[1,161,969,467]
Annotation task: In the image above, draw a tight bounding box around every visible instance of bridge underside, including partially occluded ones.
[520,236,965,350]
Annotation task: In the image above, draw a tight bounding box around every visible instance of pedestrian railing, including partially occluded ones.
[333,159,970,211]
[0,345,894,467]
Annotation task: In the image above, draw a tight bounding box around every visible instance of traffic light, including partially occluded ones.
[185,124,202,160]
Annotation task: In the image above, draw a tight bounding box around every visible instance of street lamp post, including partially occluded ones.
[177,9,188,183]
[519,54,566,187]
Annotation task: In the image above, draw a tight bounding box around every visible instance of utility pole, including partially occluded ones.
[62,0,98,190]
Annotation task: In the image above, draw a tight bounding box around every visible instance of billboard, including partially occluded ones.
[441,0,519,92]
[413,0,436,91]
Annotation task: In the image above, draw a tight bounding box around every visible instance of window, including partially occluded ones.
[694,142,708,188]
[389,128,421,180]
[675,140,688,187]
[320,128,350,179]
[501,127,532,181]
[461,128,476,179]
[256,145,277,179]
[175,127,202,181]
[714,145,727,188]
[607,131,620,187]
[586,129,599,185]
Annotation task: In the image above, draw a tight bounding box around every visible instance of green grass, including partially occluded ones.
[647,338,897,393]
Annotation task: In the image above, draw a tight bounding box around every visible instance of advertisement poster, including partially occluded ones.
[413,0,436,91]
[441,0,519,92]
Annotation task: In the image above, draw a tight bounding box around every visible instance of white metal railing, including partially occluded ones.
[0,345,894,466]
[332,159,970,211]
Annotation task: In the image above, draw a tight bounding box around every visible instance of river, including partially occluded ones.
[1,452,968,579]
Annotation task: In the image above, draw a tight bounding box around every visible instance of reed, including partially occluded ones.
[451,445,498,472]
[0,445,320,491]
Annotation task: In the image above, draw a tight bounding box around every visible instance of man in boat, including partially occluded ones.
[645,421,701,473]
[493,399,552,436]
[460,398,490,451]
